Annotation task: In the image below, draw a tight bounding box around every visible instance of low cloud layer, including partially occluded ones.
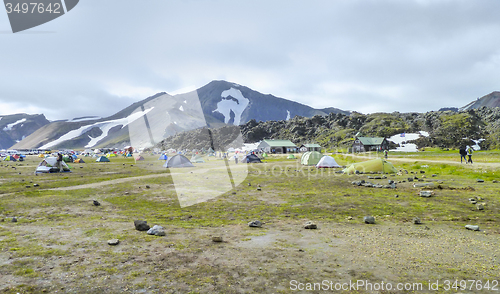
[1,0,499,120]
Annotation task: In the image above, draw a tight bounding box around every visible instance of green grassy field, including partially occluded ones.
[0,152,499,293]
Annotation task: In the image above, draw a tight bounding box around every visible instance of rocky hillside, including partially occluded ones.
[157,107,500,151]
[0,114,49,149]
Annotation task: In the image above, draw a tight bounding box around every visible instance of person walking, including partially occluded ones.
[383,149,388,159]
[466,146,473,164]
[459,146,467,163]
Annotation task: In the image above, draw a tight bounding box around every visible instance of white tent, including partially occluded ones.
[316,155,341,168]
[35,157,71,173]
[163,154,194,168]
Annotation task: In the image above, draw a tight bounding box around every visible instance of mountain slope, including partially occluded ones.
[0,114,49,149]
[11,80,349,150]
[459,91,500,111]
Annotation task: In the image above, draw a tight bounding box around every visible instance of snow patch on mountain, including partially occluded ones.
[69,116,101,122]
[3,118,26,131]
[40,107,155,149]
[179,105,184,112]
[212,88,249,125]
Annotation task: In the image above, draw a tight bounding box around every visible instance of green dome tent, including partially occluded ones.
[300,151,322,166]
[191,154,205,163]
[343,158,398,174]
[287,154,296,159]
[96,156,110,162]
[262,152,268,158]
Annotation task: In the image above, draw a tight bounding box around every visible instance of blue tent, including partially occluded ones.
[158,154,168,160]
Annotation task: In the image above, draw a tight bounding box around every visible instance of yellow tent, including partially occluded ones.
[38,154,45,158]
[343,158,397,174]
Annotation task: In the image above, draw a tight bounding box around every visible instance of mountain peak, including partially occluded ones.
[460,91,500,111]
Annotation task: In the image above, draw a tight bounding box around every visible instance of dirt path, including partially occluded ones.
[343,153,500,168]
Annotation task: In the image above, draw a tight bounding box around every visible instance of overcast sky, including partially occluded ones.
[1,0,499,121]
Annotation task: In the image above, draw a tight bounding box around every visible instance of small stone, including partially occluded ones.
[231,192,236,195]
[493,180,498,183]
[147,225,166,236]
[363,216,375,224]
[394,194,399,198]
[304,221,317,229]
[419,191,433,197]
[108,239,120,246]
[420,170,425,174]
[469,198,477,204]
[248,220,262,228]
[257,187,261,191]
[476,203,484,210]
[347,216,353,220]
[465,225,480,231]
[212,236,223,242]
[432,174,437,177]
[477,179,484,183]
[248,183,251,186]
[11,217,17,223]
[407,178,414,182]
[134,220,150,231]
[33,184,39,187]
[146,185,151,189]
[25,185,31,188]
[93,200,101,206]
[413,217,422,225]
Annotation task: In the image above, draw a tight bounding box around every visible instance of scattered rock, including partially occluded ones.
[413,182,435,188]
[93,200,101,206]
[476,203,484,210]
[465,225,480,231]
[432,174,437,177]
[147,225,166,236]
[304,221,317,229]
[212,236,223,242]
[407,178,414,182]
[477,179,484,183]
[257,187,261,191]
[108,239,120,246]
[347,216,353,220]
[394,194,399,198]
[469,198,477,204]
[248,183,251,186]
[419,191,433,197]
[248,220,262,228]
[134,220,150,231]
[146,185,151,189]
[11,217,17,223]
[413,217,422,225]
[25,185,31,188]
[493,180,498,183]
[420,170,425,174]
[363,216,375,224]
[33,184,39,187]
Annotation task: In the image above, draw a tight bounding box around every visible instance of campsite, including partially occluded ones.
[0,149,499,293]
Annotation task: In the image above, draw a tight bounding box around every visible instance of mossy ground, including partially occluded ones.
[0,152,499,293]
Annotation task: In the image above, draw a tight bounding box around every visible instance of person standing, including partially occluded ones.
[57,153,64,172]
[459,146,467,163]
[383,149,388,159]
[466,146,473,164]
